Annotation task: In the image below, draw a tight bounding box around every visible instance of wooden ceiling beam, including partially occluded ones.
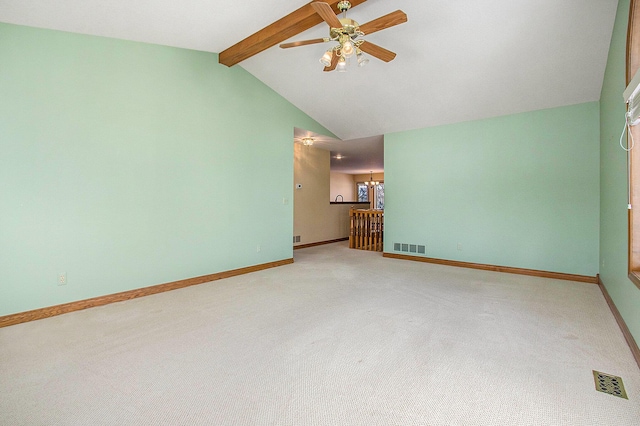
[219,0,367,67]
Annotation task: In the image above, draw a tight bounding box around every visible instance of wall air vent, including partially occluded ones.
[394,243,426,254]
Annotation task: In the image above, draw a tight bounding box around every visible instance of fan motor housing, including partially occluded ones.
[330,18,360,39]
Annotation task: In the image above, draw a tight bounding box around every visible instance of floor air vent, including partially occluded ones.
[593,370,628,399]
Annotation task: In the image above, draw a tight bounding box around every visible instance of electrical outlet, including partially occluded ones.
[457,243,463,251]
[257,245,261,252]
[58,272,67,286]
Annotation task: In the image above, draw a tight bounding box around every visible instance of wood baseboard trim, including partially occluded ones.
[0,258,294,329]
[598,276,640,370]
[382,253,598,284]
[294,237,349,250]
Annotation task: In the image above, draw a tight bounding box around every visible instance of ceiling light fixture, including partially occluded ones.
[340,37,355,58]
[279,2,407,73]
[356,49,369,67]
[302,137,314,146]
[319,50,333,67]
[364,171,379,187]
[322,2,367,72]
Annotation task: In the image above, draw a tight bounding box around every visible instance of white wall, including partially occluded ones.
[0,23,334,316]
[294,145,354,245]
[385,102,599,276]
[330,172,355,201]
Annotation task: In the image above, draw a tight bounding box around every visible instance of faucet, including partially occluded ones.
[335,195,344,202]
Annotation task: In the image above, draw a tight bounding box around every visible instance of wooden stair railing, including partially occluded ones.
[349,209,384,251]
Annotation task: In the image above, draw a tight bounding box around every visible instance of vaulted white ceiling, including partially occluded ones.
[0,0,619,153]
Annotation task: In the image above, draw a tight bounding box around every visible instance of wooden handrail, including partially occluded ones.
[349,209,384,251]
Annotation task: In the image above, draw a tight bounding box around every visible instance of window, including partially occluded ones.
[356,182,384,209]
[627,0,640,288]
[357,183,368,202]
[375,183,385,210]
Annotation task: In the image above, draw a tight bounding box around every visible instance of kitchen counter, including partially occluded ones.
[329,201,370,205]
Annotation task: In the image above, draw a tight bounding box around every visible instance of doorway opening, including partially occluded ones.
[292,128,384,251]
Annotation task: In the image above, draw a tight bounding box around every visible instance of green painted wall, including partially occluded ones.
[385,102,600,276]
[0,23,331,316]
[600,0,640,342]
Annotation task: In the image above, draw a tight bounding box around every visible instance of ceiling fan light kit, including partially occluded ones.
[337,57,347,72]
[356,50,369,67]
[320,49,333,66]
[279,1,407,73]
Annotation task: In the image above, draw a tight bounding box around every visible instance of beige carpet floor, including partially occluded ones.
[1,242,639,425]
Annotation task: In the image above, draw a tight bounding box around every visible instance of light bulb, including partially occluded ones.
[357,51,369,67]
[319,50,333,67]
[341,40,355,58]
[337,57,347,72]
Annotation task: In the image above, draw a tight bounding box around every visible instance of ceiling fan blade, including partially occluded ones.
[219,0,367,67]
[280,38,327,49]
[324,51,340,72]
[359,10,407,36]
[359,41,396,62]
[311,2,344,29]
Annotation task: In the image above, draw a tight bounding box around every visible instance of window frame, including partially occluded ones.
[627,0,640,288]
[355,181,385,210]
[374,182,384,210]
[356,182,369,202]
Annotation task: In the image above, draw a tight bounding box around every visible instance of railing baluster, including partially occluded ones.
[349,209,355,248]
[348,209,384,252]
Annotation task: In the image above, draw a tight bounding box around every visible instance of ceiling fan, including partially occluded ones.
[279,1,407,72]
